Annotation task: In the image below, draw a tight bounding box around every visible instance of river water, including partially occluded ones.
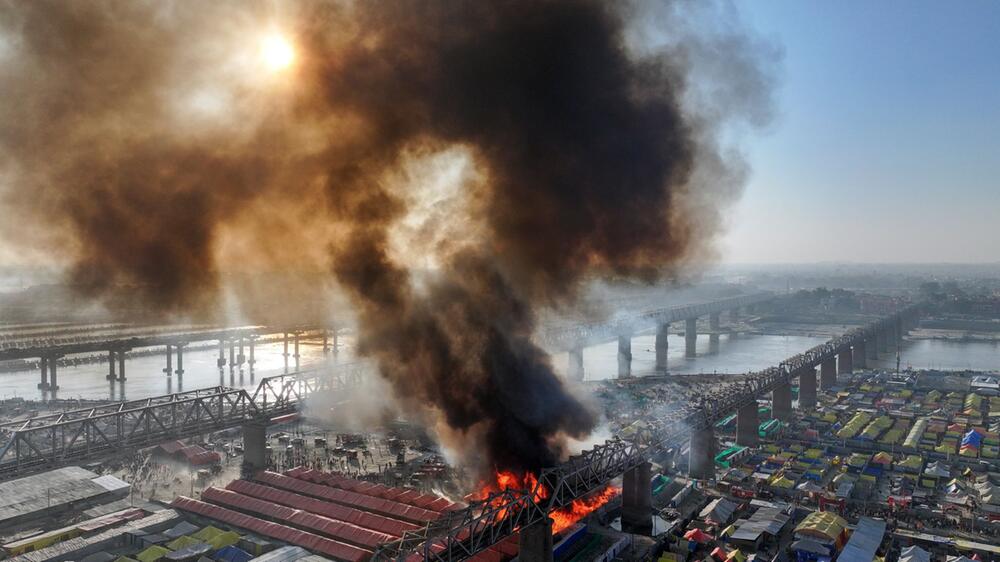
[2,333,997,401]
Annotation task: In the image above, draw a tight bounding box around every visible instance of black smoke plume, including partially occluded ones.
[0,0,776,474]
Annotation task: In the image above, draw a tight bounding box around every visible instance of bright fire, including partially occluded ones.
[472,470,621,535]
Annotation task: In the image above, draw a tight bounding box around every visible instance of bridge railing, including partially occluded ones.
[0,361,373,478]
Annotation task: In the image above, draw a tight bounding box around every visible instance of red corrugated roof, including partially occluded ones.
[254,472,439,525]
[288,469,458,513]
[157,440,186,454]
[226,479,417,538]
[169,496,369,562]
[201,487,395,550]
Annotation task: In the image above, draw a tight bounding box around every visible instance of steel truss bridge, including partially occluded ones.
[371,305,920,561]
[0,362,370,479]
[538,293,774,352]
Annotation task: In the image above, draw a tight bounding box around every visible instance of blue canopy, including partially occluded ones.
[213,546,252,562]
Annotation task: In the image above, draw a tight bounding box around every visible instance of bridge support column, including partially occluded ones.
[689,429,716,480]
[853,341,867,370]
[322,331,329,354]
[238,338,245,367]
[282,332,289,371]
[867,335,879,361]
[617,334,632,378]
[175,344,185,377]
[217,340,227,370]
[878,328,889,353]
[568,347,584,381]
[709,313,720,331]
[49,359,59,391]
[820,358,837,390]
[38,356,49,389]
[685,317,697,358]
[772,382,792,421]
[518,518,553,562]
[248,338,256,369]
[107,350,116,381]
[655,323,669,372]
[730,307,740,323]
[164,345,173,378]
[736,402,759,446]
[242,422,268,476]
[294,333,301,369]
[117,351,126,382]
[838,349,853,375]
[621,461,653,535]
[799,367,817,410]
[229,342,236,371]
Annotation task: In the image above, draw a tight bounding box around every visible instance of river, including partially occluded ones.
[2,333,996,401]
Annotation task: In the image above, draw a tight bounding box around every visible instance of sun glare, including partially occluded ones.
[259,33,295,71]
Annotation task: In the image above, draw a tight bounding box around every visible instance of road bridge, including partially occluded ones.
[540,292,774,379]
[1,325,343,390]
[371,304,921,562]
[0,361,370,480]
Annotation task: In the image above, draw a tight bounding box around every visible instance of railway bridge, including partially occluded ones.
[371,304,922,562]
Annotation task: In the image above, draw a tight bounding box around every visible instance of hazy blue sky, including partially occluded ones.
[721,1,1000,263]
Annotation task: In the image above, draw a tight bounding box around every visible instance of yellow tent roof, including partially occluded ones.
[206,531,241,549]
[136,546,170,562]
[192,526,225,541]
[726,549,746,562]
[166,536,203,551]
[795,511,847,543]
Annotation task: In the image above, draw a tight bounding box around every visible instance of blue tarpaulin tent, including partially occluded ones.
[213,546,252,562]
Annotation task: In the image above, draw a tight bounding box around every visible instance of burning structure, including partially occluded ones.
[0,0,775,486]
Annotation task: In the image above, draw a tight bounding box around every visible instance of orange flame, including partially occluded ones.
[471,470,621,535]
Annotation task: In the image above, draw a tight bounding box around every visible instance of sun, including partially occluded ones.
[259,33,295,71]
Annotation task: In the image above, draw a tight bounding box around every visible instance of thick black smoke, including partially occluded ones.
[0,0,776,474]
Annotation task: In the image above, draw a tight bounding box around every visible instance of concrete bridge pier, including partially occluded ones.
[689,429,716,480]
[217,340,227,370]
[242,422,268,476]
[853,341,867,370]
[229,342,236,372]
[709,313,720,331]
[654,323,669,372]
[878,327,889,353]
[867,335,879,361]
[617,334,632,378]
[48,358,59,391]
[518,518,554,562]
[38,356,49,389]
[282,332,290,371]
[685,317,697,358]
[175,344,185,378]
[322,331,329,354]
[293,332,301,369]
[164,345,173,378]
[248,337,256,369]
[820,357,837,390]
[838,349,853,375]
[621,461,653,535]
[730,307,740,323]
[117,350,126,382]
[568,347,584,381]
[238,338,246,367]
[772,382,792,421]
[107,350,116,381]
[736,402,759,446]
[799,367,817,409]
